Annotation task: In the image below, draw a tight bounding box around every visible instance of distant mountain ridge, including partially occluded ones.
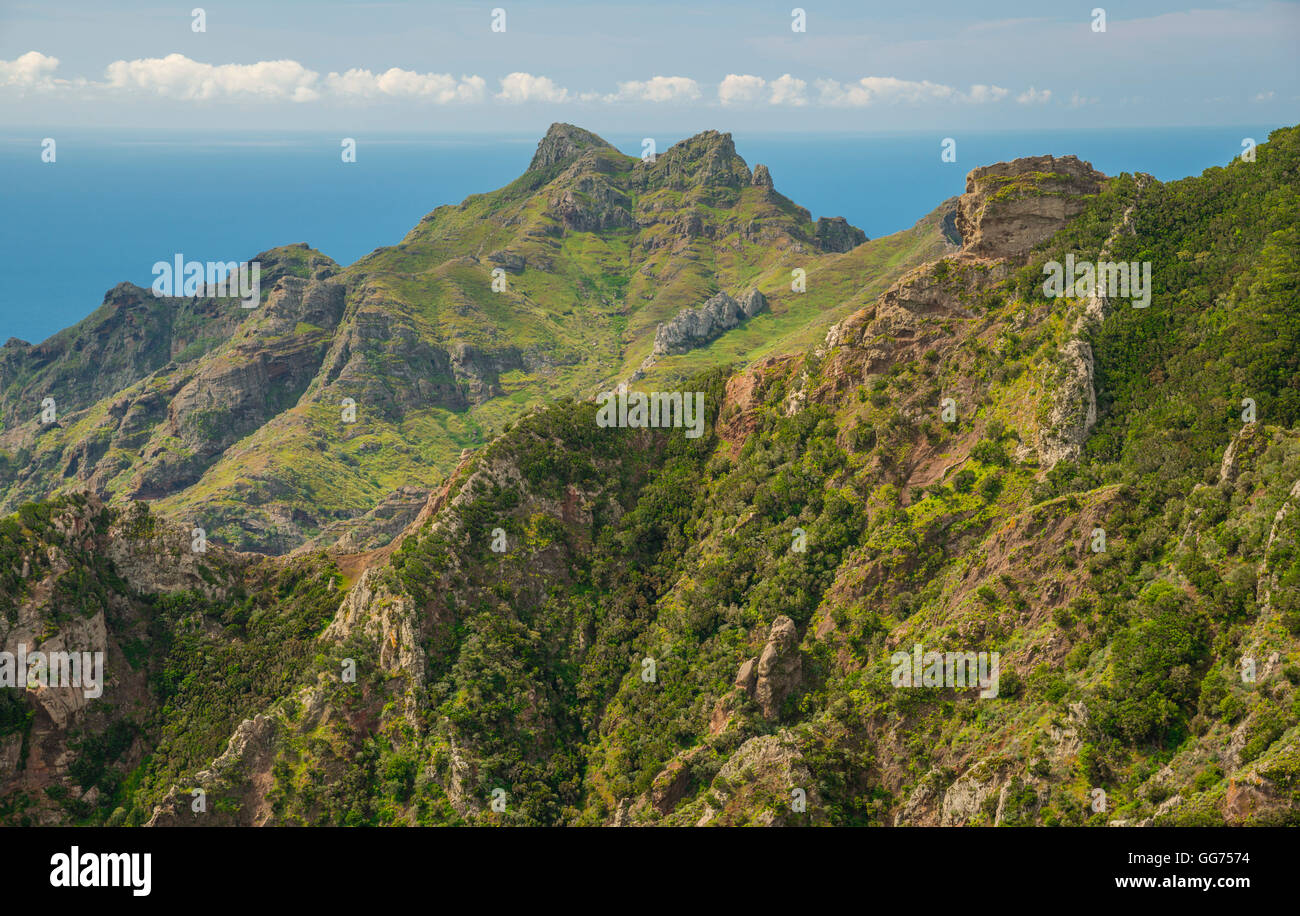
[0,123,951,553]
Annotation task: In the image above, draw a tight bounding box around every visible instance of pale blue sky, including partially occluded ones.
[1,0,1297,132]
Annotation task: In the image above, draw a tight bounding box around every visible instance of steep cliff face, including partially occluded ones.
[1034,172,1153,469]
[955,154,1106,260]
[131,275,348,498]
[0,285,243,431]
[816,152,1110,477]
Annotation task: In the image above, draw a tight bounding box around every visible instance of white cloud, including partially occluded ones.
[104,53,321,101]
[816,76,957,106]
[326,68,485,102]
[1,51,1043,116]
[718,74,766,105]
[1254,90,1276,102]
[718,74,807,106]
[769,74,808,106]
[0,51,61,88]
[609,76,700,103]
[815,77,1022,106]
[966,84,1010,103]
[496,72,568,103]
[1068,91,1098,107]
[1016,86,1052,104]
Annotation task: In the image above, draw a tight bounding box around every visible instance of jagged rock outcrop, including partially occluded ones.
[940,201,963,245]
[1219,424,1261,483]
[633,130,753,192]
[129,275,347,499]
[734,656,758,692]
[1035,172,1150,468]
[955,154,1107,260]
[648,288,768,361]
[528,123,616,172]
[146,713,279,826]
[324,565,425,691]
[751,163,774,188]
[695,733,825,825]
[821,155,1106,373]
[1036,339,1098,468]
[648,745,707,815]
[486,250,526,273]
[548,184,636,232]
[814,216,868,252]
[753,615,802,719]
[544,151,636,233]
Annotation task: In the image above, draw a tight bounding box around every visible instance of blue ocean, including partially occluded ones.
[0,125,1285,345]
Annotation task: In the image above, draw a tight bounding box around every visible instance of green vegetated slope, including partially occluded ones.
[1,125,1297,827]
[0,125,947,554]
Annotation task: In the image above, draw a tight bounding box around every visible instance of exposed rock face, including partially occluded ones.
[103,509,241,599]
[940,770,999,825]
[955,154,1107,260]
[940,201,963,246]
[751,163,774,188]
[648,745,707,814]
[734,656,758,692]
[633,130,753,192]
[819,154,1111,471]
[1255,476,1300,619]
[487,250,526,273]
[1036,338,1098,467]
[649,288,768,359]
[528,123,616,171]
[306,485,431,552]
[731,615,804,719]
[895,761,1044,826]
[1035,171,1148,468]
[1219,423,1261,484]
[814,216,868,252]
[754,615,801,719]
[716,355,799,458]
[448,342,529,403]
[325,565,424,690]
[547,179,635,232]
[696,733,826,825]
[129,275,347,499]
[146,713,280,826]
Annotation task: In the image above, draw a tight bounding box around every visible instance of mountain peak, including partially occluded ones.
[528,123,617,171]
[638,129,752,190]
